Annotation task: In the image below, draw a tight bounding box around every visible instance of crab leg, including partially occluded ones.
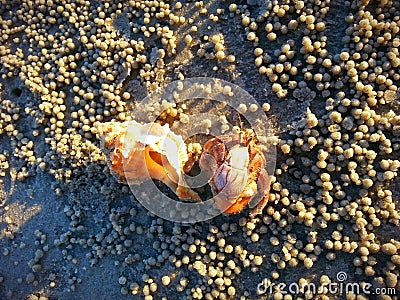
[143,148,201,201]
[250,169,271,218]
[176,178,201,201]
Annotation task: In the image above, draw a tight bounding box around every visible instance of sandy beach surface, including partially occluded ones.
[1,0,399,299]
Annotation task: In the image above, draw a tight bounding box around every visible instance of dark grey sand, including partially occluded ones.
[1,0,399,299]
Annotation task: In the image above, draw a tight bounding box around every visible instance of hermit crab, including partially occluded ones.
[199,129,271,217]
[98,120,200,201]
[99,121,271,217]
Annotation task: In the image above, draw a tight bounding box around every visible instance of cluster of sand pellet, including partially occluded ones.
[0,0,399,299]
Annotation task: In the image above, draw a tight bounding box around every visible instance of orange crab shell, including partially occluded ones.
[214,185,256,214]
[98,121,200,201]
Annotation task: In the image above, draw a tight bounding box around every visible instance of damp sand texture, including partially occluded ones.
[1,0,400,299]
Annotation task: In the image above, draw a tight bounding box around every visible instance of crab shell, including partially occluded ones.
[98,120,200,200]
[199,131,270,216]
